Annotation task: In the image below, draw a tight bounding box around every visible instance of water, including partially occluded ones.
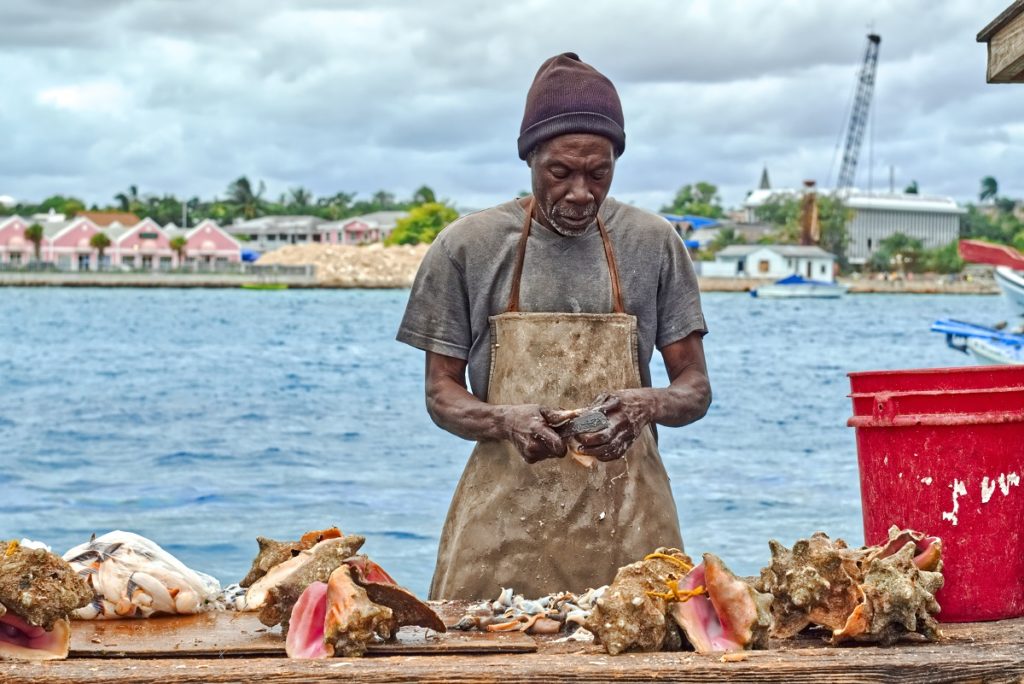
[0,288,998,596]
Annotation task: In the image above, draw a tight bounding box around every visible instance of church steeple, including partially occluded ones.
[758,165,771,190]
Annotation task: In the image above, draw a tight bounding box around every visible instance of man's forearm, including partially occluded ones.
[647,367,712,427]
[426,376,507,442]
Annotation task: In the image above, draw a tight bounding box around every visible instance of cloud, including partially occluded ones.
[0,0,1019,209]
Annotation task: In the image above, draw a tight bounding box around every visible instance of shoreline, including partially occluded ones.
[0,271,1001,294]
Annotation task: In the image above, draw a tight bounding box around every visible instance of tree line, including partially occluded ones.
[0,178,449,228]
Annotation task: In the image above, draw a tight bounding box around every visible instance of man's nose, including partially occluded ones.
[565,175,593,204]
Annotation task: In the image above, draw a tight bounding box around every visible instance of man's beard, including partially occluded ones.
[539,199,598,237]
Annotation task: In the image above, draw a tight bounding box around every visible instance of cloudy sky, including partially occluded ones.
[1,0,1019,212]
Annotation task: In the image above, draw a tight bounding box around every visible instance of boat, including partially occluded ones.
[930,319,1024,365]
[994,266,1024,316]
[751,274,849,299]
[241,282,288,290]
[959,240,1024,317]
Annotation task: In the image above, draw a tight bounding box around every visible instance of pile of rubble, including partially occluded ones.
[257,243,429,288]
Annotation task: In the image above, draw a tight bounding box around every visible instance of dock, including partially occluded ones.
[2,604,1021,683]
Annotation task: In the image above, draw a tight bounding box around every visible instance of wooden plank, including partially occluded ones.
[2,617,1021,683]
[69,611,535,658]
[987,4,1024,82]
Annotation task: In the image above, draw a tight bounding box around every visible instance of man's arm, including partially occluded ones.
[573,330,711,461]
[424,351,568,464]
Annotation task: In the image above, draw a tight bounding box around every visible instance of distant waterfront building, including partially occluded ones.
[842,193,965,265]
[0,215,239,270]
[226,215,326,251]
[227,211,409,249]
[320,211,407,245]
[701,244,837,281]
[743,189,965,266]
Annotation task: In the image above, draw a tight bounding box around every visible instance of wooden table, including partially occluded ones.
[2,610,1022,683]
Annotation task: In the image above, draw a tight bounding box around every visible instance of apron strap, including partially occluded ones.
[506,197,626,314]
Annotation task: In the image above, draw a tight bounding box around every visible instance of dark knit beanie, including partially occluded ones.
[518,52,625,160]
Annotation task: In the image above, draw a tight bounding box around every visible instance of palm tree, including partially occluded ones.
[904,180,919,195]
[114,185,143,214]
[169,236,188,267]
[227,176,266,220]
[289,187,313,209]
[89,232,111,270]
[371,190,396,210]
[412,185,436,205]
[980,176,998,203]
[24,223,44,263]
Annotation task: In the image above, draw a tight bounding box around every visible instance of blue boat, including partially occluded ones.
[751,274,849,299]
[930,319,1024,365]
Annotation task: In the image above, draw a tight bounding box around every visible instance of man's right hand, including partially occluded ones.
[499,404,567,464]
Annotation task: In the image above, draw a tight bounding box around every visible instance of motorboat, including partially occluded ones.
[931,319,1024,365]
[994,266,1024,316]
[751,274,849,299]
[960,240,1024,317]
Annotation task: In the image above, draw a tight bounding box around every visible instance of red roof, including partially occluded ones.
[76,211,140,227]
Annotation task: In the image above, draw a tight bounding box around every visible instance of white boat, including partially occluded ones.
[931,319,1024,366]
[966,336,1024,365]
[751,274,849,299]
[994,266,1024,317]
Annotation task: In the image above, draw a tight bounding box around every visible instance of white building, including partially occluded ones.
[843,193,965,265]
[702,245,837,281]
[743,189,965,266]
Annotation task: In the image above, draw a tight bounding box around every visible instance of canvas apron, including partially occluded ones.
[428,199,684,600]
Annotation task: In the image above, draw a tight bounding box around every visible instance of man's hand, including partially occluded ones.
[572,392,652,462]
[499,404,567,464]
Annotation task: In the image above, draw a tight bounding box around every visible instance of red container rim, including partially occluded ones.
[848,365,1024,394]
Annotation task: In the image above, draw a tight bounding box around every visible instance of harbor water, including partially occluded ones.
[0,288,1000,597]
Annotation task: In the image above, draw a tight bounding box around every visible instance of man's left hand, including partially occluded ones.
[571,391,652,461]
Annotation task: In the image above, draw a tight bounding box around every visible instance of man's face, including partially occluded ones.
[529,134,615,237]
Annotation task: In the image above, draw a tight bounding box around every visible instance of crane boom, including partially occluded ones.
[837,33,881,190]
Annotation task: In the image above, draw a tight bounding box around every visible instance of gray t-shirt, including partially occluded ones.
[396,197,707,400]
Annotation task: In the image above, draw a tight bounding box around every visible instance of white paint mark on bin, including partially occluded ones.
[920,476,933,485]
[942,479,967,526]
[998,472,1020,496]
[982,476,996,504]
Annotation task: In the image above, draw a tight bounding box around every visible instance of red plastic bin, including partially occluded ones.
[848,365,1024,622]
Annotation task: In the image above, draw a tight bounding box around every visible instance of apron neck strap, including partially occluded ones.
[506,197,626,314]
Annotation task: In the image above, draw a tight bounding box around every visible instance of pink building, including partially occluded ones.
[48,217,108,270]
[171,219,241,266]
[115,218,175,269]
[0,216,47,265]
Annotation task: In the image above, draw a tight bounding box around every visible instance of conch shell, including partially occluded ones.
[547,408,611,468]
[757,526,944,645]
[0,541,92,660]
[669,553,772,653]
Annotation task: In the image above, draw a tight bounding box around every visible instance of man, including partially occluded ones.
[397,53,710,600]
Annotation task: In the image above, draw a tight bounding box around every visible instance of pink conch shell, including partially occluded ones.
[670,554,772,654]
[323,565,393,657]
[868,528,942,572]
[0,614,72,661]
[285,582,330,659]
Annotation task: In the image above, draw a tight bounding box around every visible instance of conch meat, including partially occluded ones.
[546,407,611,468]
[0,540,92,660]
[757,526,944,645]
[63,530,222,619]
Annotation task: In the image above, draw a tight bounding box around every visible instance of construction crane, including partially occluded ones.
[836,33,881,190]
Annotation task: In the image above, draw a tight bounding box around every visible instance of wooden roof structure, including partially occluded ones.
[978,0,1024,82]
